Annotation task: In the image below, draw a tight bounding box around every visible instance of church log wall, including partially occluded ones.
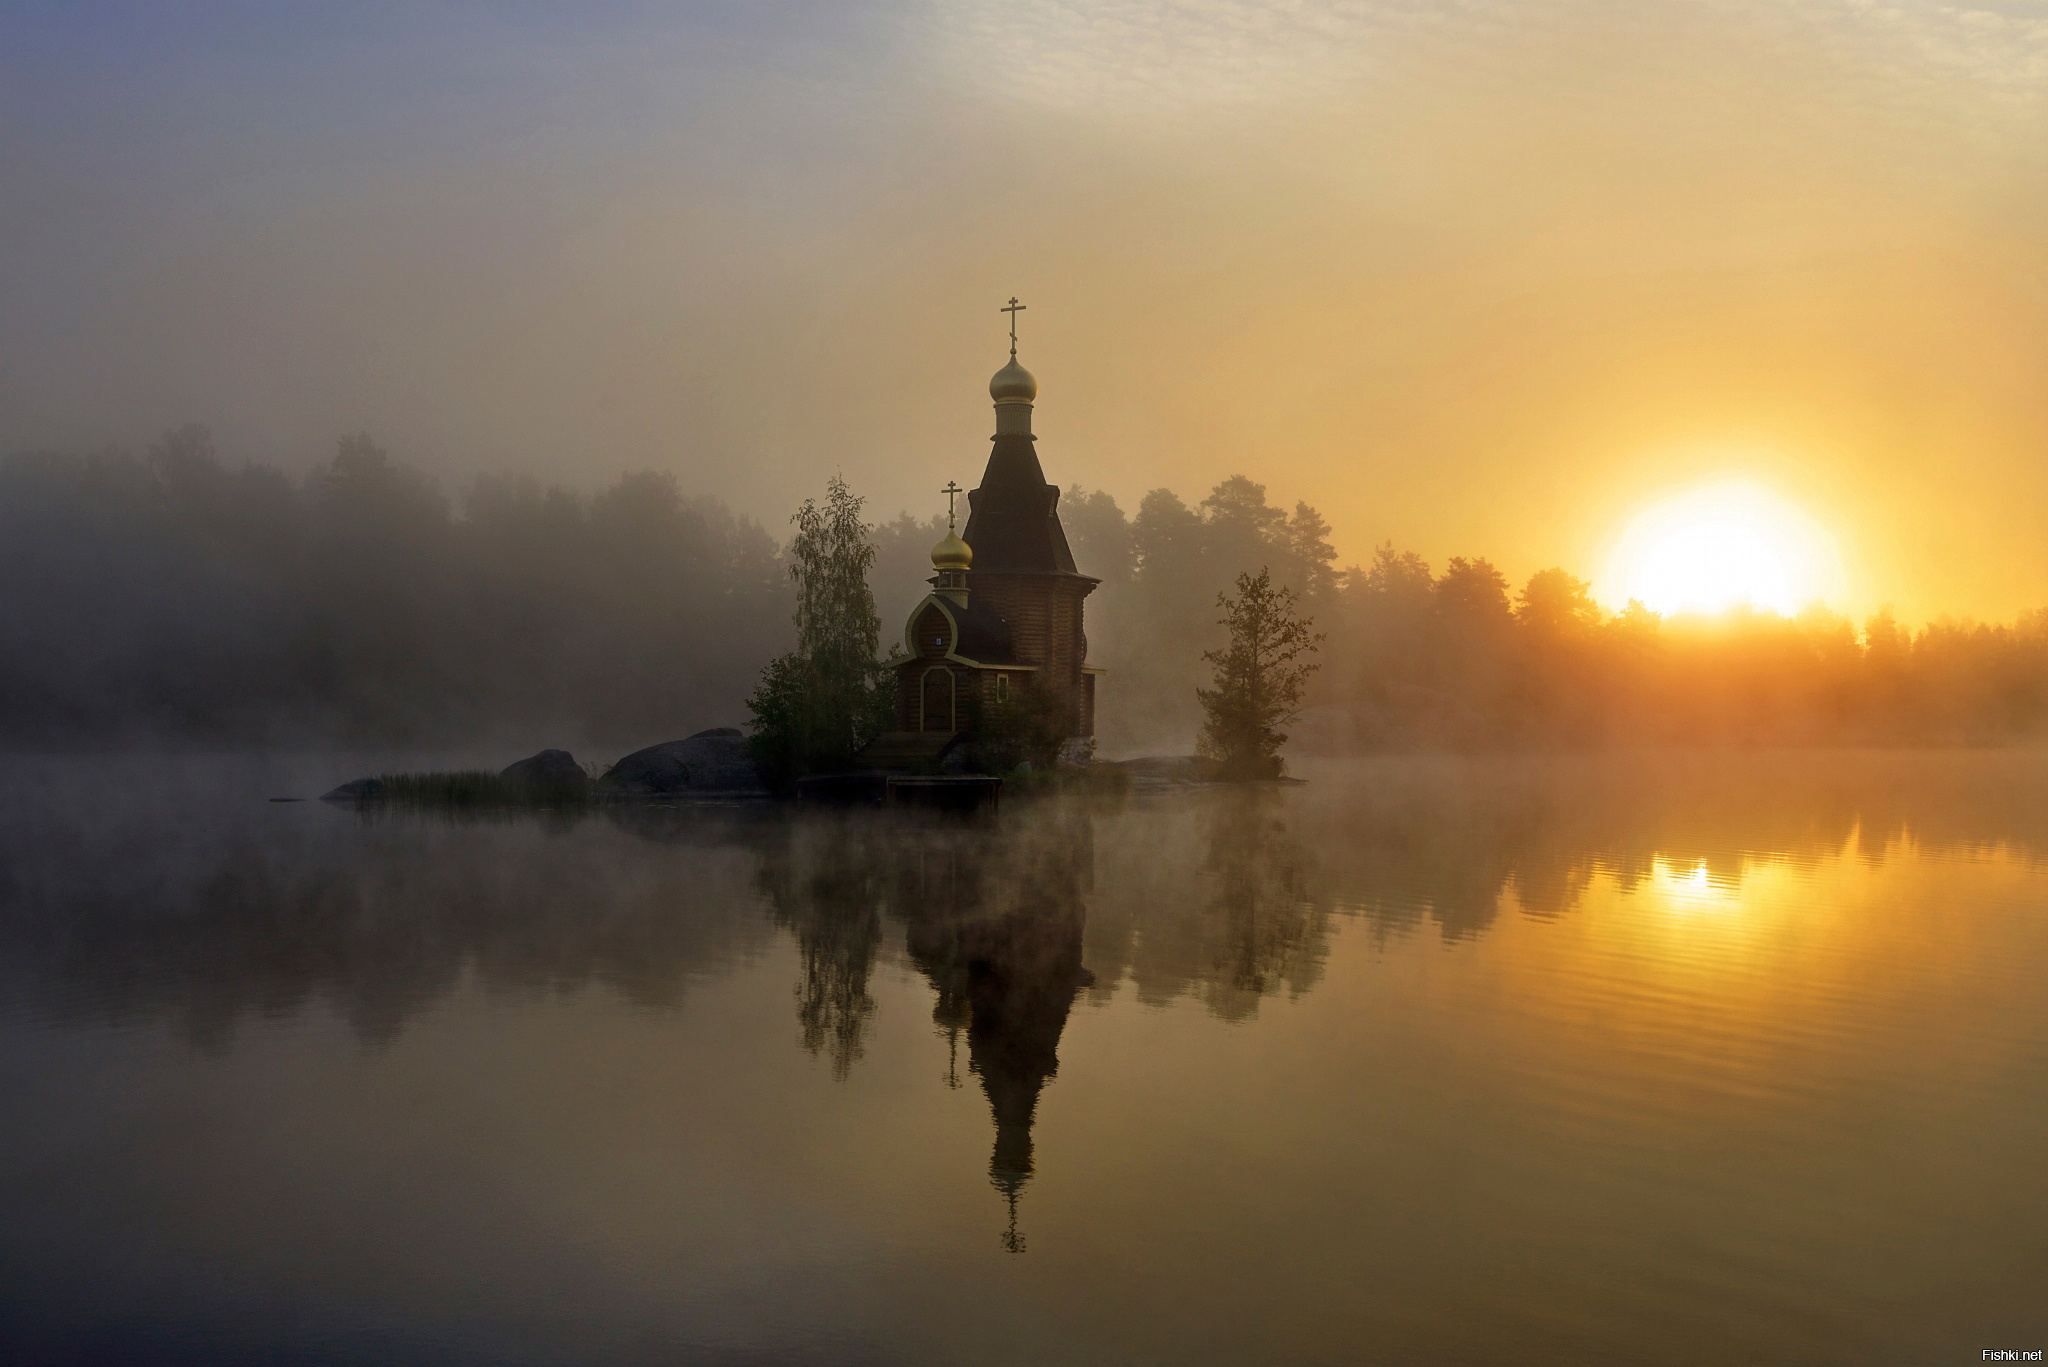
[967,571,1095,736]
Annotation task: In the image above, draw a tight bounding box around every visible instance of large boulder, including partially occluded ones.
[499,749,589,793]
[605,728,766,796]
[321,776,385,801]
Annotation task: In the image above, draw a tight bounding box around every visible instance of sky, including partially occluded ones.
[3,1,2046,623]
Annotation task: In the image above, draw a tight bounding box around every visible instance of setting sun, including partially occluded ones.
[1599,483,1842,618]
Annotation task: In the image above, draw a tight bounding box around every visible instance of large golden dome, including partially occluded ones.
[989,356,1037,404]
[931,529,973,569]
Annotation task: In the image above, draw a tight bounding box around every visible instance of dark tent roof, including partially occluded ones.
[948,599,1016,665]
[962,434,1083,576]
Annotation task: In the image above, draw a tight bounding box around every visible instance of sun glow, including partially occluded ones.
[1600,483,1841,617]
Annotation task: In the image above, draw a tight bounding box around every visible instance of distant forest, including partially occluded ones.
[6,427,2048,752]
[882,477,2048,753]
[0,428,786,747]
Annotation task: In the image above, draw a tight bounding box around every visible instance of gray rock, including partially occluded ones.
[604,727,765,796]
[320,777,386,801]
[499,748,589,791]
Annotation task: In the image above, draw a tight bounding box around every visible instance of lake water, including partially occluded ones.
[2,754,2045,1365]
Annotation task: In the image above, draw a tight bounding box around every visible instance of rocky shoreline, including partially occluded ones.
[321,727,770,804]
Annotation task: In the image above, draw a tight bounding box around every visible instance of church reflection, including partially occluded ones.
[899,810,1092,1252]
[755,808,1094,1250]
[18,753,2048,1252]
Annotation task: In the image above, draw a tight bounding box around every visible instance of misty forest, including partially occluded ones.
[6,426,2046,754]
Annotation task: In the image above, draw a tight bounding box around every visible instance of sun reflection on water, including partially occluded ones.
[1648,856,1741,913]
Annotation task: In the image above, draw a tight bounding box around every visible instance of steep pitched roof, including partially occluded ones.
[962,434,1081,575]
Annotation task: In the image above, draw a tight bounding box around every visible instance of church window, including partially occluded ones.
[915,605,950,657]
[996,676,1009,703]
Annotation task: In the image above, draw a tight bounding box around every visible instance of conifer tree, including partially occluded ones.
[748,475,893,783]
[1197,567,1323,780]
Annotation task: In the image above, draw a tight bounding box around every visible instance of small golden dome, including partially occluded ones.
[989,356,1037,404]
[931,529,973,569]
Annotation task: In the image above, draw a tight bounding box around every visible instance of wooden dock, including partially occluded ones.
[794,772,1001,812]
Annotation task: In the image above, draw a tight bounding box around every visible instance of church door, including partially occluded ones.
[921,667,956,733]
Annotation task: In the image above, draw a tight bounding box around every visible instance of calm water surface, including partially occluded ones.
[2,754,2045,1365]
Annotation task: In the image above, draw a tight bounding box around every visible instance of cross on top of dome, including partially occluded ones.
[1001,297,1025,358]
[990,297,1037,406]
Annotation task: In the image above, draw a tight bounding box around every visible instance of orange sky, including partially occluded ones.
[3,1,2045,622]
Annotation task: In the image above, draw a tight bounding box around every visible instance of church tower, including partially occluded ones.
[889,301,1103,749]
[960,303,1102,739]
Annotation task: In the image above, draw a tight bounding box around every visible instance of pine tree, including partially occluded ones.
[747,475,894,783]
[1197,567,1324,780]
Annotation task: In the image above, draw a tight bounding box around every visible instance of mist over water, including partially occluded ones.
[2,752,2043,1364]
[9,3,2048,1357]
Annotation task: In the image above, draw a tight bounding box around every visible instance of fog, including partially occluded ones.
[0,428,786,749]
[5,2,2048,622]
[9,429,2048,755]
[8,749,2048,1048]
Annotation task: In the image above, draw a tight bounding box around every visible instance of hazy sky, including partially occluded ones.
[4,1,2045,621]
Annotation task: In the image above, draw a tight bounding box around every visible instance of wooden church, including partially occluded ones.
[874,303,1102,764]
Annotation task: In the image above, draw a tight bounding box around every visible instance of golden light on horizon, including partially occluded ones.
[1598,482,1844,619]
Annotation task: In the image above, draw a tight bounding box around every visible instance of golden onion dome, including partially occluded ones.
[989,356,1037,404]
[931,529,973,570]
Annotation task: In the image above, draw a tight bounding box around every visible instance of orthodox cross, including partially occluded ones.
[1000,296,1025,357]
[941,481,964,529]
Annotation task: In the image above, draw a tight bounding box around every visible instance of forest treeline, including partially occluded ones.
[878,476,2048,753]
[6,427,2048,751]
[0,427,787,746]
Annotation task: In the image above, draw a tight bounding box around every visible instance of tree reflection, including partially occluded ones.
[1082,790,1334,1015]
[14,751,2048,1244]
[0,800,782,1048]
[1200,788,1329,1019]
[754,818,888,1079]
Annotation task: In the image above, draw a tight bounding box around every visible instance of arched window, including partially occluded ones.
[914,605,951,658]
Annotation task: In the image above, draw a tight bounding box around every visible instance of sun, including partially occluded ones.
[1599,482,1840,617]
